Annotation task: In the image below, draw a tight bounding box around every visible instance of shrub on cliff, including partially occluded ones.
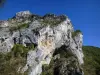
[11,44,29,57]
[0,44,34,75]
[72,30,81,38]
[9,23,29,32]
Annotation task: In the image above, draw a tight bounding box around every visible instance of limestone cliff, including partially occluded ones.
[0,11,84,75]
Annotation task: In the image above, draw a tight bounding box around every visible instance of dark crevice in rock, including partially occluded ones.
[42,45,83,75]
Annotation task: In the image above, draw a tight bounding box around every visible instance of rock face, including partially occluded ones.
[0,11,84,75]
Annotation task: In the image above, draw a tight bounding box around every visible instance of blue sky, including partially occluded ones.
[0,0,100,47]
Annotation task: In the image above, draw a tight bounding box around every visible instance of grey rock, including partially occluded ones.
[0,11,84,75]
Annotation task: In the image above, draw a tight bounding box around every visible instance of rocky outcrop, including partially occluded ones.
[0,20,9,27]
[0,11,84,75]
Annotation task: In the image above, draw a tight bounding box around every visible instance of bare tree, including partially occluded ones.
[0,0,6,7]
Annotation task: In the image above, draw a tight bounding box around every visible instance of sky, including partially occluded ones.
[0,0,100,47]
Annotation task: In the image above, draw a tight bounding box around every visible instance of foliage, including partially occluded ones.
[0,0,6,7]
[53,45,74,58]
[26,44,34,50]
[83,46,100,75]
[41,45,76,75]
[41,19,62,26]
[0,44,35,75]
[42,46,100,75]
[42,59,54,75]
[72,30,81,38]
[11,44,29,57]
[0,54,27,75]
[9,23,29,32]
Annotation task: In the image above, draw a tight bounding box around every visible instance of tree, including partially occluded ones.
[0,0,6,7]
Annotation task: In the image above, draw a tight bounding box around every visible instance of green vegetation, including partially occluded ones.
[11,44,30,57]
[83,46,100,75]
[42,60,54,75]
[41,45,77,75]
[9,23,29,32]
[42,45,100,75]
[41,19,62,26]
[72,30,81,38]
[26,44,34,50]
[53,45,74,58]
[0,44,34,75]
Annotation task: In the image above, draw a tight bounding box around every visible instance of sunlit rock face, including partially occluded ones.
[73,33,84,64]
[15,11,32,19]
[0,11,84,75]
[0,20,9,27]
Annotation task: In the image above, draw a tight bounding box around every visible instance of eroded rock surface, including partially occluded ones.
[0,11,84,75]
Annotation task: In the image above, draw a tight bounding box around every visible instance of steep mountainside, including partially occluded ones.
[0,11,84,75]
